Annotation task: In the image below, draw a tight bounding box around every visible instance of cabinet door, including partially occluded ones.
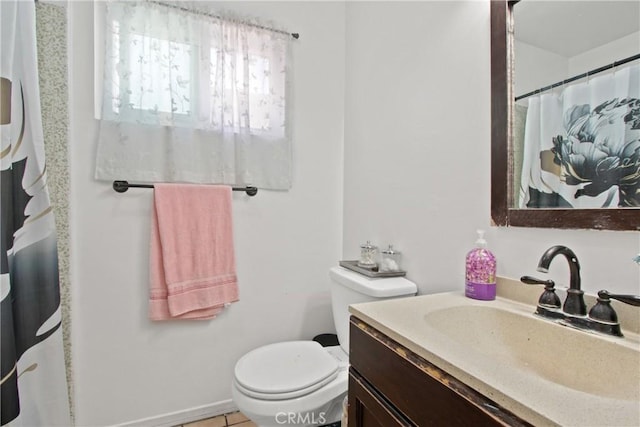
[348,370,412,427]
[349,318,531,427]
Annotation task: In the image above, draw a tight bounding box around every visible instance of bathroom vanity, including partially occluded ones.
[348,317,529,426]
[347,278,640,427]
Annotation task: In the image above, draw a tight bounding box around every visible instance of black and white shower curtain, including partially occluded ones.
[519,63,640,208]
[1,1,70,425]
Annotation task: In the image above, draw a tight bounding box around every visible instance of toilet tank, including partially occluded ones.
[329,266,417,354]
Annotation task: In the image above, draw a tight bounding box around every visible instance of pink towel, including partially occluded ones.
[148,184,239,320]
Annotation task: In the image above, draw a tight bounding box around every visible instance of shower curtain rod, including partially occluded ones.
[147,0,299,39]
[113,180,258,196]
[515,53,640,102]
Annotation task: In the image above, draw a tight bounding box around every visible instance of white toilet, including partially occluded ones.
[231,266,417,426]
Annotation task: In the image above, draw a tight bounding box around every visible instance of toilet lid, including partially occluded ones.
[234,341,339,398]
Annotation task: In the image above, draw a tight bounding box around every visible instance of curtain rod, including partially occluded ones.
[147,0,299,40]
[515,53,640,102]
[113,180,258,196]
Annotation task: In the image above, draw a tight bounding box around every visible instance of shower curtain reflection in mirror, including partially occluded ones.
[517,63,640,209]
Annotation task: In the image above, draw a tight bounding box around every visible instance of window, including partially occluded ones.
[109,23,194,118]
[95,1,294,190]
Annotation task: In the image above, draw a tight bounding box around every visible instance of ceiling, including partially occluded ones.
[514,0,640,57]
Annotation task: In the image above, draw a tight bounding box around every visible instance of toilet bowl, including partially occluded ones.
[231,266,417,426]
[232,341,348,426]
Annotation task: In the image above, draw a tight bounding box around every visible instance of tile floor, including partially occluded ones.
[180,411,256,427]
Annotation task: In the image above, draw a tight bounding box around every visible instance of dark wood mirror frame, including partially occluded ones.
[490,0,639,231]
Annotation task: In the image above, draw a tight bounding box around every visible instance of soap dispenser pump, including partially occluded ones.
[465,230,497,300]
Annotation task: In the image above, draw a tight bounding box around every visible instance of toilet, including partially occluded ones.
[231,266,417,426]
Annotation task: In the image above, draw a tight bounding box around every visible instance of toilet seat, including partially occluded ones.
[234,341,339,401]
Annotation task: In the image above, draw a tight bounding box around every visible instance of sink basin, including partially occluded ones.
[349,287,640,426]
[424,305,640,401]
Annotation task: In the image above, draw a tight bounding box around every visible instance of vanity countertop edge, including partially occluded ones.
[348,276,640,427]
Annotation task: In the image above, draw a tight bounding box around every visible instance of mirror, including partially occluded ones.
[491,0,640,230]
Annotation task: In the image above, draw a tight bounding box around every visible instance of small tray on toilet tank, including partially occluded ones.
[339,260,406,278]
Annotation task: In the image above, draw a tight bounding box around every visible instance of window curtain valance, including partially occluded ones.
[94,1,293,190]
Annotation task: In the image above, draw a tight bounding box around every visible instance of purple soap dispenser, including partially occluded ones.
[465,230,497,300]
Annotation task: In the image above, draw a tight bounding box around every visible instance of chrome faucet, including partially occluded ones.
[521,245,640,337]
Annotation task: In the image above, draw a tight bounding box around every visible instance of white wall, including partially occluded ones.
[514,30,640,97]
[67,1,639,424]
[68,2,345,425]
[343,2,639,298]
[514,40,568,98]
[344,1,493,295]
[569,31,640,77]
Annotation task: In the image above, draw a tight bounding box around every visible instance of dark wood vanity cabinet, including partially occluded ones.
[348,317,532,427]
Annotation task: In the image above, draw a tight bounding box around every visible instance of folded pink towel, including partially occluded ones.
[148,184,239,320]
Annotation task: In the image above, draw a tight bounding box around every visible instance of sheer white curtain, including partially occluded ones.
[95,1,293,189]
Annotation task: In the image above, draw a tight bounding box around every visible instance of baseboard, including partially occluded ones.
[114,399,239,427]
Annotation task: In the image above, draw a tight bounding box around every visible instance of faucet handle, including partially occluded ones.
[587,290,639,337]
[520,276,561,309]
[597,290,640,307]
[521,275,555,287]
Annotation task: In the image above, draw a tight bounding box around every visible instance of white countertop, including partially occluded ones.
[349,278,640,427]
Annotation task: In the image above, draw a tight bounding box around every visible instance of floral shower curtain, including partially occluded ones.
[519,63,640,208]
[0,1,70,425]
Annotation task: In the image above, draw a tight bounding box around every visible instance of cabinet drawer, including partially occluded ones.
[348,370,411,427]
[349,317,530,427]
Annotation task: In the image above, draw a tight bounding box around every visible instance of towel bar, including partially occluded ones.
[112,180,258,196]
